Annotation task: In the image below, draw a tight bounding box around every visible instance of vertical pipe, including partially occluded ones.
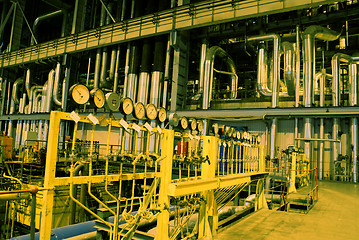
[319,70,325,180]
[94,49,102,89]
[303,33,314,166]
[199,40,207,94]
[30,193,36,240]
[350,63,358,182]
[71,0,79,34]
[162,36,172,108]
[150,38,166,106]
[332,53,352,179]
[137,39,152,104]
[295,26,300,148]
[113,46,121,92]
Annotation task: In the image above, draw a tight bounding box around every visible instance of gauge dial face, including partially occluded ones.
[236,131,241,139]
[120,98,134,115]
[228,127,233,137]
[190,118,197,130]
[212,123,219,134]
[91,88,105,108]
[105,92,120,111]
[157,107,167,122]
[169,113,179,127]
[146,104,158,120]
[197,120,204,132]
[134,102,145,120]
[180,117,188,129]
[70,84,90,104]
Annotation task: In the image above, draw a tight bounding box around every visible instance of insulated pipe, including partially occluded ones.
[93,49,102,89]
[150,37,166,106]
[332,53,352,180]
[113,45,121,92]
[53,62,62,106]
[203,46,237,110]
[282,42,295,96]
[294,26,300,148]
[349,63,358,182]
[303,26,340,168]
[248,34,280,108]
[31,10,63,45]
[126,43,140,100]
[257,43,271,97]
[25,69,31,98]
[137,39,152,103]
[46,70,55,112]
[199,40,208,95]
[69,163,84,224]
[162,36,172,108]
[319,69,326,180]
[8,78,23,137]
[62,65,70,111]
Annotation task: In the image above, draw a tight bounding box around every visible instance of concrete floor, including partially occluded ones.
[215,181,359,240]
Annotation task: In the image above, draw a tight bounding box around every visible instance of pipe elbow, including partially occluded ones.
[304,25,341,41]
[12,78,24,105]
[332,53,353,64]
[247,33,279,42]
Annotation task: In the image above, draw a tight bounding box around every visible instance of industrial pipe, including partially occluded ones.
[31,10,64,45]
[69,163,85,224]
[282,42,295,96]
[247,34,280,108]
[332,53,352,180]
[8,78,23,137]
[53,62,62,106]
[150,37,166,106]
[303,26,340,170]
[350,63,358,182]
[202,46,237,110]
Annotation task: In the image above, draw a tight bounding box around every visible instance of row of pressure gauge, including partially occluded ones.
[69,83,167,122]
[173,116,204,132]
[212,123,260,144]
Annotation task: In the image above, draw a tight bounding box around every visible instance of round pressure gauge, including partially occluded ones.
[228,127,234,138]
[180,117,188,130]
[134,102,145,120]
[157,107,167,122]
[146,103,158,120]
[236,131,241,139]
[70,84,90,105]
[169,113,179,127]
[197,120,204,132]
[190,118,197,131]
[105,92,120,111]
[120,98,134,115]
[212,123,219,134]
[91,88,105,108]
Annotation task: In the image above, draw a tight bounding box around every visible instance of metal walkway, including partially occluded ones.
[215,181,359,240]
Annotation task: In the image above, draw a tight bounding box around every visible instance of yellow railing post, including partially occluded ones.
[198,136,218,239]
[39,111,61,240]
[155,129,174,240]
[289,152,297,193]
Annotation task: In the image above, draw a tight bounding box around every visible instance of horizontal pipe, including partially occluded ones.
[174,107,359,120]
[295,138,340,142]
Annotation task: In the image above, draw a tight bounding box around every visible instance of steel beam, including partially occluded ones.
[168,172,267,197]
[0,0,345,68]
